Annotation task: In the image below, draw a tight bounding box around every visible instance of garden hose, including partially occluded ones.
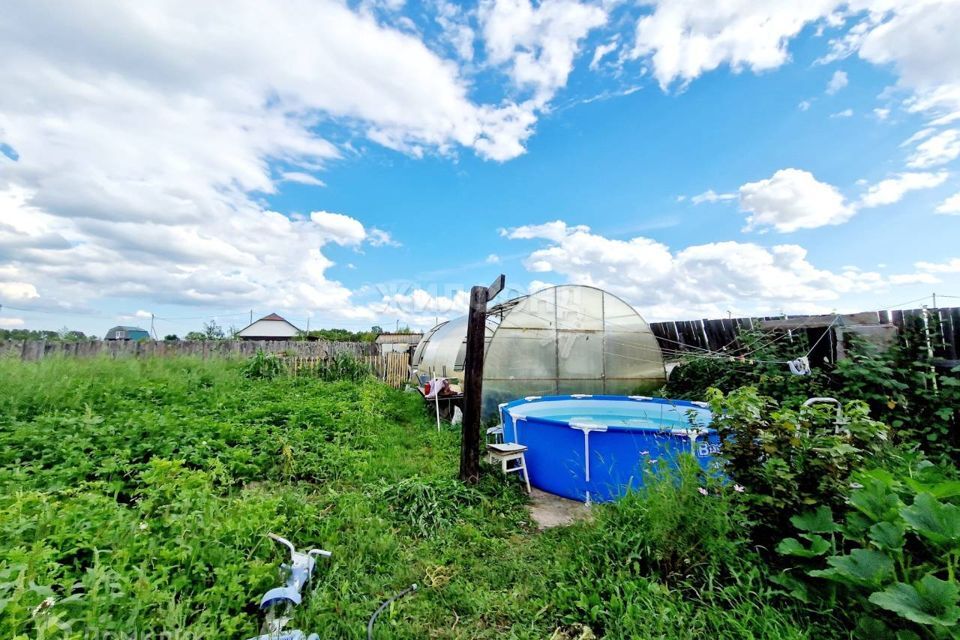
[366,583,419,640]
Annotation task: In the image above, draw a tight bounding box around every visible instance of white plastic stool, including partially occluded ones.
[486,442,531,493]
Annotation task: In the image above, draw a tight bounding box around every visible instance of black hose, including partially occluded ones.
[367,583,419,640]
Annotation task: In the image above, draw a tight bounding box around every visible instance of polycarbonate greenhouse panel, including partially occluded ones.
[604,331,665,380]
[557,331,603,379]
[411,285,667,418]
[485,327,558,379]
[555,286,603,330]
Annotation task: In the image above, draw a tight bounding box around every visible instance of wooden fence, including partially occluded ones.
[0,338,377,362]
[0,337,414,389]
[648,306,960,363]
[287,352,411,388]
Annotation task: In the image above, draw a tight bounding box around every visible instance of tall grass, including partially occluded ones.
[0,356,839,638]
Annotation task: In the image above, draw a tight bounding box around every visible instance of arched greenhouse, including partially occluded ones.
[411,285,666,417]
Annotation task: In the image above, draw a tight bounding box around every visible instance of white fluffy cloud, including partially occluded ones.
[0,280,40,301]
[628,1,960,128]
[738,168,854,232]
[732,167,950,231]
[3,1,606,320]
[502,220,589,242]
[826,70,848,94]
[906,129,960,168]
[628,0,843,89]
[480,0,607,103]
[369,286,473,326]
[852,0,960,125]
[859,171,949,208]
[590,39,620,70]
[937,192,960,214]
[502,220,886,320]
[309,212,369,247]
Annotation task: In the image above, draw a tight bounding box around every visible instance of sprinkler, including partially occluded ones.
[247,533,331,640]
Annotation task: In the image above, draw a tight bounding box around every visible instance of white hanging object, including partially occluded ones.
[788,356,811,376]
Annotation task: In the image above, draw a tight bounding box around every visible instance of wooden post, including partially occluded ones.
[459,275,505,484]
[459,285,487,483]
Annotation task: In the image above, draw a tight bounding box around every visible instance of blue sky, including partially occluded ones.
[1,0,959,337]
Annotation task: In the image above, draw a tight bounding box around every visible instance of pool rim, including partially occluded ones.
[500,393,714,435]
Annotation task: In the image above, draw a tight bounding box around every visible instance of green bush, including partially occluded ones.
[708,386,890,545]
[240,349,286,380]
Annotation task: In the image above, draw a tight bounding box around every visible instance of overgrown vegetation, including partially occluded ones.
[3,330,958,639]
[777,462,960,637]
[2,356,834,639]
[709,387,890,545]
[667,325,960,465]
[664,324,960,637]
[306,352,373,383]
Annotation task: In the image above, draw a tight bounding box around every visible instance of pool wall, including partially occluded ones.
[501,395,720,503]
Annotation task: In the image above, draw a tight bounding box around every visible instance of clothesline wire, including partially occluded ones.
[731,315,838,363]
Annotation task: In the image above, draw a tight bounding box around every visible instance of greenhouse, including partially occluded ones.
[410,284,666,417]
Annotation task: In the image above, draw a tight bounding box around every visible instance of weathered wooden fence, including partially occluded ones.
[287,352,411,388]
[0,339,377,362]
[649,306,960,362]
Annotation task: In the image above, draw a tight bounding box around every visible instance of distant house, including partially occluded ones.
[235,313,301,341]
[375,332,423,354]
[105,326,150,341]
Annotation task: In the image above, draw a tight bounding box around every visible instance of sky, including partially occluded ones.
[1,0,959,338]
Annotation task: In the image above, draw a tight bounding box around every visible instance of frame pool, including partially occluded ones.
[500,395,720,503]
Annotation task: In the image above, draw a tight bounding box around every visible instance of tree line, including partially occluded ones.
[4,321,415,343]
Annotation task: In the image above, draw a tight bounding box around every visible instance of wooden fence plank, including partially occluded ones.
[649,306,960,362]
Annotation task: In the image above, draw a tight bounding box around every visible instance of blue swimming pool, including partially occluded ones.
[500,395,720,503]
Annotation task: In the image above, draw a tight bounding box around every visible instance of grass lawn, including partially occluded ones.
[0,357,839,639]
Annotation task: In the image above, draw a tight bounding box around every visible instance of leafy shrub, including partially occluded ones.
[778,462,960,636]
[241,349,287,380]
[708,386,890,544]
[834,335,960,464]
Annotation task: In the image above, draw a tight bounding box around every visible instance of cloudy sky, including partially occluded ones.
[1,0,959,337]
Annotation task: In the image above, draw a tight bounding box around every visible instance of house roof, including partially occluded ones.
[109,326,148,332]
[375,332,424,344]
[235,313,301,335]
